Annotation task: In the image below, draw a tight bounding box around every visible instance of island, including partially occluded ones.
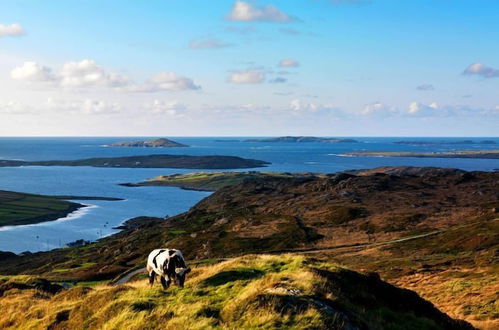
[244,136,358,143]
[120,171,322,191]
[0,154,270,169]
[343,150,499,159]
[394,140,496,145]
[0,190,84,227]
[107,138,188,148]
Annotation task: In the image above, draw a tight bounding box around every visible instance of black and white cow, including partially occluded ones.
[147,248,191,289]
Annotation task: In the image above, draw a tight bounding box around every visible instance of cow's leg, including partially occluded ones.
[148,270,156,286]
[160,276,170,290]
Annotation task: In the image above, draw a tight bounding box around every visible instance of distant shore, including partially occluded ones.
[0,154,270,169]
[343,150,499,159]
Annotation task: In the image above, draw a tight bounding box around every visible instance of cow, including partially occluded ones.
[147,248,191,289]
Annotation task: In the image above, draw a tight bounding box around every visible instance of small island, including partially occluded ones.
[244,136,358,143]
[343,150,499,159]
[120,171,322,191]
[0,190,83,227]
[0,154,269,169]
[107,138,188,148]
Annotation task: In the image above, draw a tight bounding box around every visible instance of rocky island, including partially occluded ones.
[0,154,269,169]
[107,138,188,148]
[245,136,358,143]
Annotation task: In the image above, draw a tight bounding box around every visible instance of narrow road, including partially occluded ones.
[112,217,498,285]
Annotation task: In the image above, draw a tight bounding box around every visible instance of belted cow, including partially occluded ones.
[147,248,191,289]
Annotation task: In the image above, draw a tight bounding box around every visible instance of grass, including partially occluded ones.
[0,254,469,330]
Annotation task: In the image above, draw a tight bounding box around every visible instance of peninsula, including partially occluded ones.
[107,138,188,148]
[0,190,83,227]
[245,136,358,143]
[120,171,322,191]
[344,150,499,159]
[0,154,269,169]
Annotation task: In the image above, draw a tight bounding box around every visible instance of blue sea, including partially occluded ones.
[1,137,498,253]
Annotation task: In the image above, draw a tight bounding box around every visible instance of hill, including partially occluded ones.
[0,255,472,329]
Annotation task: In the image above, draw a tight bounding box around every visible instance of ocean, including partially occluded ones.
[1,137,498,253]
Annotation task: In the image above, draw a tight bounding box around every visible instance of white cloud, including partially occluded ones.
[228,70,265,84]
[11,60,200,92]
[0,101,33,114]
[11,62,56,82]
[189,38,233,49]
[463,62,499,78]
[0,23,26,38]
[46,98,121,115]
[60,59,130,88]
[278,59,299,67]
[144,100,186,116]
[361,102,396,116]
[407,102,438,116]
[226,1,295,23]
[129,72,201,92]
[290,99,318,112]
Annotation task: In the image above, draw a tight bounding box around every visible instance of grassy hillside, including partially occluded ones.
[0,255,472,329]
[0,190,82,227]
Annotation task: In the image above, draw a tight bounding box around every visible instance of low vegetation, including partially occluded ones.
[0,255,472,329]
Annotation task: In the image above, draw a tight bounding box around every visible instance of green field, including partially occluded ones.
[0,190,81,227]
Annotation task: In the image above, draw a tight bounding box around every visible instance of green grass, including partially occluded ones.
[0,254,469,329]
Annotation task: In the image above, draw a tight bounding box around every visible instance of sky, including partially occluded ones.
[0,0,498,136]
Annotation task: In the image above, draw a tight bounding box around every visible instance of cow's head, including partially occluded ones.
[164,254,191,288]
[174,267,191,288]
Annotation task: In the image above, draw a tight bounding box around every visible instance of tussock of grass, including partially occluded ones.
[0,254,471,329]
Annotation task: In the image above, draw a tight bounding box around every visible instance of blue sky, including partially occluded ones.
[0,0,498,136]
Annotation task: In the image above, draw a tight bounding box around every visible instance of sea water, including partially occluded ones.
[0,137,498,253]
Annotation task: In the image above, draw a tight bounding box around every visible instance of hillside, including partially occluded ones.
[0,255,472,329]
[0,167,497,327]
